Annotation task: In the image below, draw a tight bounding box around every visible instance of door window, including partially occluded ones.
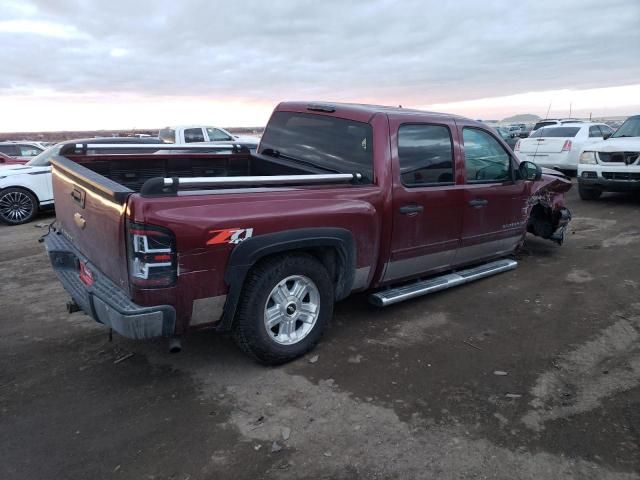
[398,124,454,186]
[184,128,205,143]
[589,126,603,138]
[462,128,511,183]
[601,125,613,135]
[206,128,233,141]
[18,145,42,156]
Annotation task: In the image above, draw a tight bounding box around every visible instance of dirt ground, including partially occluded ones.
[1,184,639,480]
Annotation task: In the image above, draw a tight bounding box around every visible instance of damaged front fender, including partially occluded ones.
[526,168,573,245]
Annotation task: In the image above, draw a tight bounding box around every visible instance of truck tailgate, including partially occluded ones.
[50,156,133,291]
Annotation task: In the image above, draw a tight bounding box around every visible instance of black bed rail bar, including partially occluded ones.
[140,173,363,196]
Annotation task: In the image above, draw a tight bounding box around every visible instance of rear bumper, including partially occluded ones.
[43,230,176,339]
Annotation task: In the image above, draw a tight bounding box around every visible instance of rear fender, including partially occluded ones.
[218,227,356,331]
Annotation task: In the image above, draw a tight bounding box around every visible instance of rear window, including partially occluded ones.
[530,127,581,138]
[259,111,374,182]
[532,121,556,131]
[158,128,176,144]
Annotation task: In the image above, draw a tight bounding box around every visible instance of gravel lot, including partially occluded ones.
[1,183,639,480]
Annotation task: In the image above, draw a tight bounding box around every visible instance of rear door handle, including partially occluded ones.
[469,199,488,208]
[399,204,424,215]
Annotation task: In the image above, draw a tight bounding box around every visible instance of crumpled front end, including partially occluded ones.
[526,168,573,245]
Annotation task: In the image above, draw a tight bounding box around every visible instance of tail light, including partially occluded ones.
[562,140,572,152]
[514,139,521,152]
[127,221,177,288]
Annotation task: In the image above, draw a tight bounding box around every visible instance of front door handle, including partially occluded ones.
[399,204,424,215]
[469,199,488,208]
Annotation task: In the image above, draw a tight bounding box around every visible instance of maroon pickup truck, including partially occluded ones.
[44,102,572,364]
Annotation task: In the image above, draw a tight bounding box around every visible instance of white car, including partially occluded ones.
[0,137,163,225]
[577,114,640,200]
[515,122,614,173]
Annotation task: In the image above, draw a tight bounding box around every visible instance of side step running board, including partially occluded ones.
[369,259,518,307]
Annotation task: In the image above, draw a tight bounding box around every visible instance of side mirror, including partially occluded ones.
[603,132,612,140]
[518,160,542,181]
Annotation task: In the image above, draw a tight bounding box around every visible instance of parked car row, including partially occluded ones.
[1,111,637,228]
[0,125,261,225]
[0,137,164,225]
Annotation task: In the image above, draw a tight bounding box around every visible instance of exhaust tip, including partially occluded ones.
[168,337,182,353]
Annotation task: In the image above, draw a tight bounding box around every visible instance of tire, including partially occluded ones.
[232,253,334,365]
[578,184,602,201]
[0,188,38,225]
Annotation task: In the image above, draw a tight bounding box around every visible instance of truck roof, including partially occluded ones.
[276,101,473,125]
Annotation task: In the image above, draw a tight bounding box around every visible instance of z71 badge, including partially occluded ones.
[207,228,254,245]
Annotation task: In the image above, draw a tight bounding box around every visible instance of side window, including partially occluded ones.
[158,128,176,143]
[0,145,19,156]
[462,128,511,183]
[398,124,454,186]
[207,128,233,141]
[19,145,41,156]
[589,126,603,138]
[184,128,205,143]
[600,125,613,136]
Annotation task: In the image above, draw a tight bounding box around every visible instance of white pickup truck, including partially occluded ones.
[577,115,640,200]
[158,125,260,147]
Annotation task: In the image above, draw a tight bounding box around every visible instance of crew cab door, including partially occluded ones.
[455,124,529,265]
[384,120,465,283]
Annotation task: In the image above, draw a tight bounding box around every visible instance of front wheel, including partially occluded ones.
[232,253,334,365]
[578,184,602,201]
[0,188,38,225]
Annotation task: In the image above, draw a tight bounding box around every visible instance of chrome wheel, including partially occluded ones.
[264,275,320,345]
[0,190,34,223]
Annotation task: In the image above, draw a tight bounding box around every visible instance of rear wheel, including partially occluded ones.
[232,253,334,365]
[0,188,38,225]
[578,184,602,201]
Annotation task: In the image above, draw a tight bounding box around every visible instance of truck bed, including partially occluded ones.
[65,151,314,192]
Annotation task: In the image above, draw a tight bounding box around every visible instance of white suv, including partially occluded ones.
[577,115,640,200]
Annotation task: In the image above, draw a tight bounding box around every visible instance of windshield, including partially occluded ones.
[26,144,62,166]
[259,111,374,182]
[530,126,581,138]
[611,117,640,138]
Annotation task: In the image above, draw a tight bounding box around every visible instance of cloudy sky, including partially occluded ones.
[1,0,639,132]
